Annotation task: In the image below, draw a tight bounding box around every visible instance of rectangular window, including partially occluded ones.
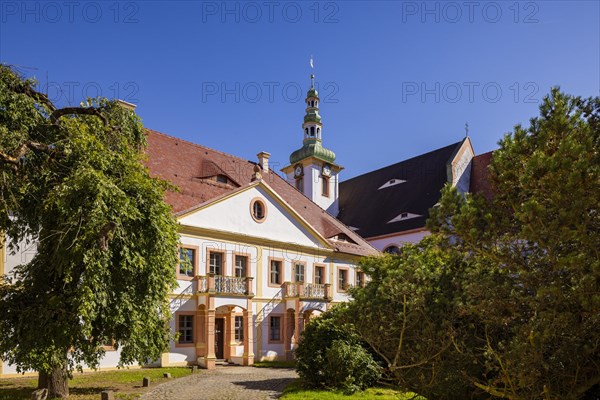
[314,266,324,284]
[178,315,194,344]
[322,176,330,197]
[235,255,247,278]
[235,316,244,341]
[294,263,305,283]
[179,248,195,277]
[209,252,223,275]
[356,271,365,288]
[338,269,348,291]
[270,260,282,285]
[269,316,281,341]
[296,177,303,191]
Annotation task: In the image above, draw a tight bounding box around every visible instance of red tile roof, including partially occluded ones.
[145,129,378,257]
[469,151,494,200]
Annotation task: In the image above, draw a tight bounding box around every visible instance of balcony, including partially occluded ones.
[283,282,331,301]
[197,274,254,296]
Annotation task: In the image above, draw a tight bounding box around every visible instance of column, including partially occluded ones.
[242,299,254,365]
[226,307,236,362]
[196,306,206,361]
[204,297,216,369]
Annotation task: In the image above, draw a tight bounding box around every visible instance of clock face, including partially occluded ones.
[323,164,331,176]
[295,165,302,177]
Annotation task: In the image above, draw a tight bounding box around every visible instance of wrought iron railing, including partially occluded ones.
[197,274,253,296]
[215,275,246,295]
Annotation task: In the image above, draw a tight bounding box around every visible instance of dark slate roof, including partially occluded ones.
[470,151,494,200]
[337,140,465,239]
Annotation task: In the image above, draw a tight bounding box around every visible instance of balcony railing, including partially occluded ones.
[283,282,331,301]
[197,274,254,296]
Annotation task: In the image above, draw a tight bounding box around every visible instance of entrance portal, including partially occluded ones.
[215,318,225,360]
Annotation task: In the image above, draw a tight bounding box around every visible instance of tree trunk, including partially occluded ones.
[47,362,69,399]
[37,370,49,389]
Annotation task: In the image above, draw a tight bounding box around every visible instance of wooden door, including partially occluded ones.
[215,318,225,360]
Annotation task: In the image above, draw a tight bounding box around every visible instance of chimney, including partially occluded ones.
[257,151,271,173]
[116,99,137,112]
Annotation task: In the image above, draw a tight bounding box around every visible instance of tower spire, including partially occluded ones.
[310,55,315,88]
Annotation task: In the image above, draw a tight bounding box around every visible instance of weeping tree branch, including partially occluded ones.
[0,141,56,167]
[50,107,108,127]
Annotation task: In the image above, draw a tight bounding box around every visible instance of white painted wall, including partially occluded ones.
[368,230,430,251]
[285,163,339,216]
[179,186,325,249]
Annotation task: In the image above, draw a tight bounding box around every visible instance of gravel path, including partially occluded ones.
[140,366,298,400]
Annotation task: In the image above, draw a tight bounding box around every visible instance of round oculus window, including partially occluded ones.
[250,198,267,223]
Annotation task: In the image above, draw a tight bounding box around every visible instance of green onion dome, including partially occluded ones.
[289,142,336,164]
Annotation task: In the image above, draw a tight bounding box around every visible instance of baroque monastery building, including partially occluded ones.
[0,73,492,375]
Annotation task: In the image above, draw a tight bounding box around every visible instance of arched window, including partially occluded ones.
[305,128,308,136]
[317,127,320,136]
[384,245,401,255]
[310,127,315,136]
[311,100,314,107]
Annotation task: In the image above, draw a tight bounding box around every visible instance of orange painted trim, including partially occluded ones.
[233,252,251,278]
[206,249,226,276]
[250,197,268,224]
[336,266,350,293]
[267,314,284,344]
[355,270,365,288]
[175,311,196,347]
[177,245,199,281]
[292,260,306,283]
[321,176,330,197]
[313,264,327,285]
[267,257,285,287]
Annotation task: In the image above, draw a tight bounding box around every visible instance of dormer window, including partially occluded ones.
[378,179,407,190]
[216,175,228,184]
[387,212,422,223]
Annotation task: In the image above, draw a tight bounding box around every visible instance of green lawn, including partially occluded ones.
[0,367,191,400]
[281,380,426,400]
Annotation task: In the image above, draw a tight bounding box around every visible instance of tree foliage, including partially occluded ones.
[342,89,598,400]
[428,89,600,399]
[350,238,485,400]
[295,304,381,393]
[0,65,180,397]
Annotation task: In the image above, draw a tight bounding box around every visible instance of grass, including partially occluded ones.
[252,360,296,368]
[0,367,191,400]
[281,380,427,400]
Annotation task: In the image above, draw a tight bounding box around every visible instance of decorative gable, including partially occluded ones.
[177,184,329,249]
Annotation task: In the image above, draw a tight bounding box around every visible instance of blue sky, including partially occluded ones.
[1,1,598,179]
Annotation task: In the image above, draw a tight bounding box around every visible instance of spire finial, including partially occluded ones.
[310,55,315,88]
[465,122,469,137]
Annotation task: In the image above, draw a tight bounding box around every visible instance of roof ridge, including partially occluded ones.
[267,171,378,252]
[342,140,464,184]
[146,128,257,166]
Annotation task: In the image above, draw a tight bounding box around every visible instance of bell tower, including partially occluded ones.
[281,67,342,216]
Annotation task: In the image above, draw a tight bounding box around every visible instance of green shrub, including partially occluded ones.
[325,340,381,394]
[295,304,380,392]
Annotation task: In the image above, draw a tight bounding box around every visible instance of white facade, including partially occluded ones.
[0,179,365,376]
[284,161,340,216]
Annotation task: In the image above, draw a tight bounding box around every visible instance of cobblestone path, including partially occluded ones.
[141,366,298,400]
